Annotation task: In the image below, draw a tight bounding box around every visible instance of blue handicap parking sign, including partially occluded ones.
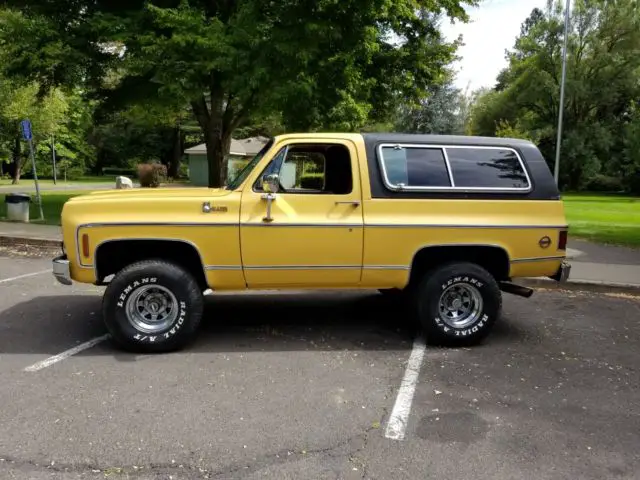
[21,119,33,140]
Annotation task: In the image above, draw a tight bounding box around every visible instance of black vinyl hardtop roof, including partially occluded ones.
[361,133,535,148]
[360,132,560,200]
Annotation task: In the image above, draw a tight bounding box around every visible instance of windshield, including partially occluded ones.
[225,138,274,190]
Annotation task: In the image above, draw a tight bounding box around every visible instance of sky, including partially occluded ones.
[440,0,549,92]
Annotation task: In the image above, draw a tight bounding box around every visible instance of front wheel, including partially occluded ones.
[414,262,502,346]
[102,260,204,352]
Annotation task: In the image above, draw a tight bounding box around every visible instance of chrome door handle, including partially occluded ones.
[335,201,360,207]
[261,193,277,222]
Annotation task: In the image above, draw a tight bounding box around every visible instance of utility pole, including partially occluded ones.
[554,0,571,186]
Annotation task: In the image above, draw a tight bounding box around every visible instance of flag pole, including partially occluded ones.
[554,0,571,186]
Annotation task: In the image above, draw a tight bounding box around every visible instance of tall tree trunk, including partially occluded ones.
[11,136,21,184]
[192,91,227,188]
[204,126,224,188]
[93,149,107,175]
[191,78,252,187]
[167,126,182,179]
[221,133,231,183]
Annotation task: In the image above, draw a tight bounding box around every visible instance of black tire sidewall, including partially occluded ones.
[417,263,501,343]
[103,261,203,351]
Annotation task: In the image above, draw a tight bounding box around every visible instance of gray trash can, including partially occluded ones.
[5,193,31,222]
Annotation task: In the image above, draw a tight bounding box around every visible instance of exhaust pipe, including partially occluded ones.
[499,282,534,298]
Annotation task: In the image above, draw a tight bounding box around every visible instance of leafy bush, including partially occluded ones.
[585,174,624,193]
[137,163,167,188]
[178,163,189,179]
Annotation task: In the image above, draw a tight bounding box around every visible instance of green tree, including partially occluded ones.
[91,100,199,180]
[395,74,470,135]
[467,0,640,191]
[1,0,477,187]
[0,80,69,183]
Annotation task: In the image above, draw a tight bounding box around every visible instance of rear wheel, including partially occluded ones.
[102,259,204,352]
[414,262,501,346]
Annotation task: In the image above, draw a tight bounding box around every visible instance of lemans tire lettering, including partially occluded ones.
[435,313,489,336]
[441,276,484,290]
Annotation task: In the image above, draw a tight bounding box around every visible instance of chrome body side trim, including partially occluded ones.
[208,265,409,271]
[510,255,566,264]
[80,221,238,229]
[363,265,410,270]
[243,265,362,271]
[241,223,363,228]
[366,223,569,230]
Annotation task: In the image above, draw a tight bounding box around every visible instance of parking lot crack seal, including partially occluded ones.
[0,454,211,478]
[208,423,383,479]
[0,422,382,480]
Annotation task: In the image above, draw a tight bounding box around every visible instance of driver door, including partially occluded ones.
[239,140,364,288]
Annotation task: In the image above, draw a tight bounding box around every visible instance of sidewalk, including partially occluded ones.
[0,222,62,245]
[524,241,640,290]
[1,220,639,288]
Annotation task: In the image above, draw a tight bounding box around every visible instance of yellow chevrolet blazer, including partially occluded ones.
[52,133,570,352]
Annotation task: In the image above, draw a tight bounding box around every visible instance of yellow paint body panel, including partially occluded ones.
[62,188,245,289]
[239,136,364,287]
[60,133,568,290]
[360,198,567,287]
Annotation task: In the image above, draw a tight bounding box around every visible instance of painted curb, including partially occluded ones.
[520,277,640,294]
[0,235,61,248]
[565,247,584,260]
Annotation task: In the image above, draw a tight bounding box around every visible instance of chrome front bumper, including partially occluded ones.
[52,255,72,285]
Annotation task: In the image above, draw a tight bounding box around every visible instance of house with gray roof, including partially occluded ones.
[184,136,269,186]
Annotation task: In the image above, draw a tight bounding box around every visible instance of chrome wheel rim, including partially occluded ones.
[438,283,483,329]
[125,284,178,334]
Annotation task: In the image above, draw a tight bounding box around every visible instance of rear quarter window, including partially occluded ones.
[378,144,531,191]
[446,147,530,190]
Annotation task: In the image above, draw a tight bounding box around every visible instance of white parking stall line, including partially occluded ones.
[384,337,426,441]
[23,334,110,372]
[0,269,51,284]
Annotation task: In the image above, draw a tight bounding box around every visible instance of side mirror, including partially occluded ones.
[262,174,280,194]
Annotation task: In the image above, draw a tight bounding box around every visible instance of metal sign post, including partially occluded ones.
[52,134,57,185]
[20,119,44,221]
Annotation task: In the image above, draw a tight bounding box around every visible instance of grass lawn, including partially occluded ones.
[0,175,117,186]
[1,176,189,186]
[563,194,640,247]
[0,191,90,226]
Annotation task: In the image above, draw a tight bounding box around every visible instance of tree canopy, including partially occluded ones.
[1,0,477,187]
[467,0,640,192]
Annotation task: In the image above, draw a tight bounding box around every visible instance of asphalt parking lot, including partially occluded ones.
[1,250,639,480]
